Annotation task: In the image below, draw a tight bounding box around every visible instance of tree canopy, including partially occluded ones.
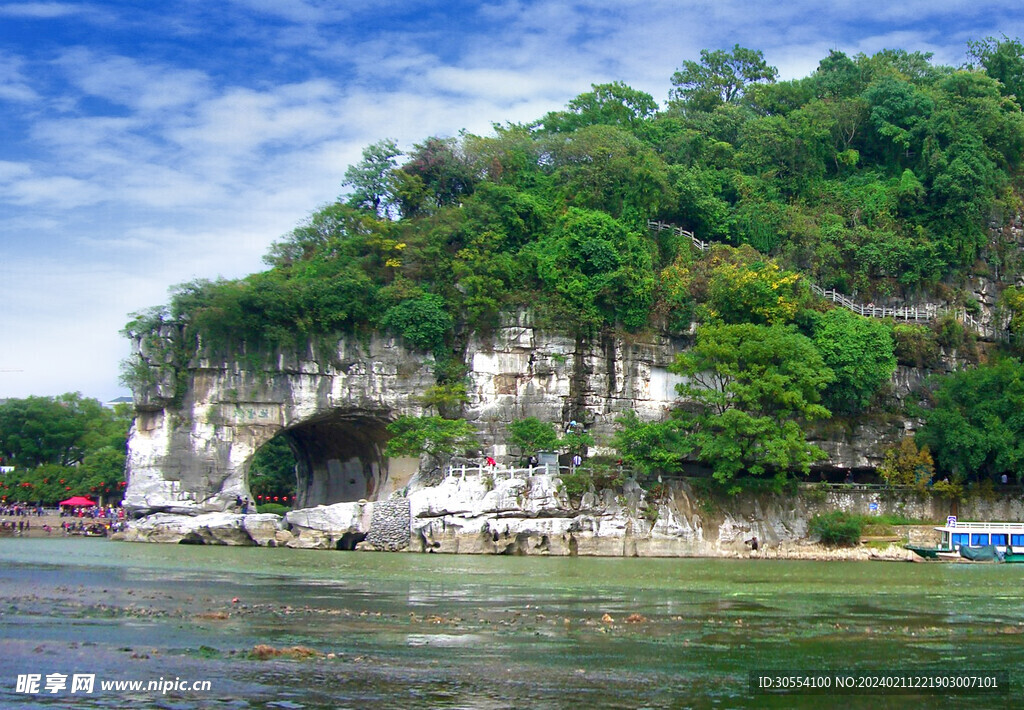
[136,42,1024,360]
[915,359,1024,483]
[668,323,833,488]
[0,394,131,505]
[670,45,778,112]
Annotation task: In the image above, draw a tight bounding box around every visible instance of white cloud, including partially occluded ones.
[0,2,90,18]
[55,49,212,112]
[166,79,343,155]
[5,175,104,208]
[0,160,32,181]
[0,51,38,102]
[225,0,348,24]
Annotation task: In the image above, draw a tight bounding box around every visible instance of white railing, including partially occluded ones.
[445,463,553,480]
[649,219,1009,342]
[648,220,707,252]
[938,521,1024,531]
[443,463,625,480]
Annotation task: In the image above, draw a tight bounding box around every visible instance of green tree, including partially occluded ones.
[384,415,478,464]
[541,82,658,134]
[812,308,896,414]
[79,447,128,501]
[612,410,689,475]
[998,286,1024,349]
[249,436,297,501]
[560,428,595,457]
[671,323,834,489]
[670,45,778,112]
[263,203,382,268]
[548,124,672,218]
[968,35,1024,106]
[863,77,934,157]
[507,417,560,458]
[400,136,476,210]
[878,436,935,490]
[705,252,804,325]
[915,359,1024,483]
[813,50,866,99]
[533,208,655,330]
[380,293,452,352]
[342,139,402,218]
[0,394,126,468]
[418,383,469,419]
[0,396,130,505]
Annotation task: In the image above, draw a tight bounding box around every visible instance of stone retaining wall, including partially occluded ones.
[365,499,411,551]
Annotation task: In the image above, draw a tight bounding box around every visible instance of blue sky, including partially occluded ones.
[2,0,1023,401]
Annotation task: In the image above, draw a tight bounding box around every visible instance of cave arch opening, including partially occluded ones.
[249,409,399,509]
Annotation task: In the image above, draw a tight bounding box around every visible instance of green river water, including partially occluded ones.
[0,538,1020,709]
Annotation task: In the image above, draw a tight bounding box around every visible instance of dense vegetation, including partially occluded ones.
[0,394,130,505]
[124,40,1024,493]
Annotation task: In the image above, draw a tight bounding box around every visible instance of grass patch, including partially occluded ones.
[256,503,291,515]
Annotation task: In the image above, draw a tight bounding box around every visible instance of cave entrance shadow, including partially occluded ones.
[252,410,392,509]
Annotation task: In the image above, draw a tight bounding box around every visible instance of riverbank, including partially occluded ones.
[111,509,924,561]
[114,474,948,561]
[0,511,122,538]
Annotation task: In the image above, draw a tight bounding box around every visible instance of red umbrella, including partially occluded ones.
[58,496,96,507]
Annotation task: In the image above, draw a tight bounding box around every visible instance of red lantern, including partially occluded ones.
[274,496,279,502]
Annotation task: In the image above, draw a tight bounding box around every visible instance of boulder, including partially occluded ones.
[284,502,373,548]
[124,512,282,546]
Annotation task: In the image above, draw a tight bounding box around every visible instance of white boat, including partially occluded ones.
[906,519,1024,561]
[935,520,1024,554]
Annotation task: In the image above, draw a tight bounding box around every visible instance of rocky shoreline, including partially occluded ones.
[113,472,923,561]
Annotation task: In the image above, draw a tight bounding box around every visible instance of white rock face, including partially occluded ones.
[285,502,373,532]
[120,512,282,546]
[123,314,702,515]
[404,473,711,556]
[283,502,374,549]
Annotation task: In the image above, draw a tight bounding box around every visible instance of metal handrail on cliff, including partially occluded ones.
[446,463,550,480]
[647,220,1008,342]
[444,462,629,480]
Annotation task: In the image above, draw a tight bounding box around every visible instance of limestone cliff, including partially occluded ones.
[124,311,922,516]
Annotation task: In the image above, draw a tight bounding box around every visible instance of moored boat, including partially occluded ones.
[910,519,1024,562]
[905,519,1024,561]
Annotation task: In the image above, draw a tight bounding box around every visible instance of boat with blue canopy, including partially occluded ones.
[906,518,1024,561]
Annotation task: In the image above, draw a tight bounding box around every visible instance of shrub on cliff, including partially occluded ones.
[915,358,1024,484]
[508,417,560,459]
[809,511,864,547]
[380,293,452,352]
[384,416,478,463]
[812,308,896,414]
